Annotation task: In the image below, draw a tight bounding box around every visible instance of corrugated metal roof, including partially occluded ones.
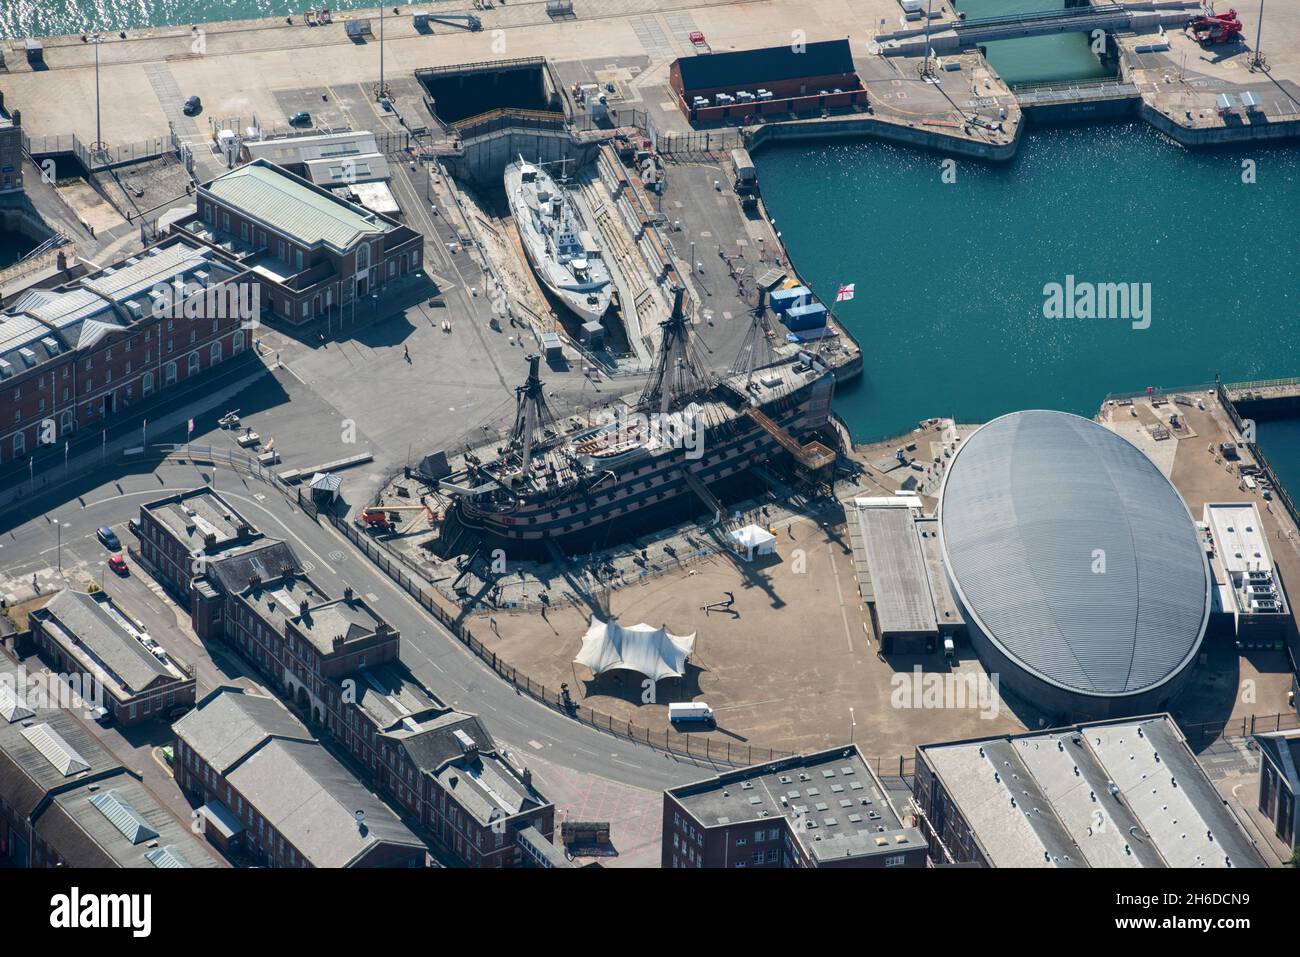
[204,160,388,251]
[938,410,1208,696]
[146,844,193,868]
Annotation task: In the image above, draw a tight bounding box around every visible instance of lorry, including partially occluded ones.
[669,702,715,725]
[731,147,759,210]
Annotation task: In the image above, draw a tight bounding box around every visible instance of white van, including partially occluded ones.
[669,702,715,724]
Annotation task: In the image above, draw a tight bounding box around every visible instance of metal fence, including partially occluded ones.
[22,131,168,171]
[316,507,798,767]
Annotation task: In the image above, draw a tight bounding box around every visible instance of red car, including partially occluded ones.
[107,554,129,576]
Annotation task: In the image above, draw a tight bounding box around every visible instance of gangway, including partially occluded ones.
[743,407,836,472]
[682,468,724,524]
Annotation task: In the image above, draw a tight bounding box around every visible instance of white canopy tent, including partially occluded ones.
[730,524,777,561]
[575,617,696,682]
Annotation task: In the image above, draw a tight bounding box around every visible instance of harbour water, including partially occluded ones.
[0,0,382,38]
[955,0,1113,86]
[757,122,1300,441]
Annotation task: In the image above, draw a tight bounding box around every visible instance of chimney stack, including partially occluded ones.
[299,598,309,617]
[343,585,354,601]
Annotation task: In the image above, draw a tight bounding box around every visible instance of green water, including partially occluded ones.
[757,122,1300,442]
[956,0,1113,86]
[1258,420,1300,501]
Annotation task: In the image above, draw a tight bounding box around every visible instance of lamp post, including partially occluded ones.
[90,33,105,162]
[1250,0,1266,71]
[849,707,856,744]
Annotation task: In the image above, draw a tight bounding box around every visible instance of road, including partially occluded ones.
[0,451,719,798]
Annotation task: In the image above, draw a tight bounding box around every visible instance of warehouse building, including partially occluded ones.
[27,589,195,726]
[914,715,1265,868]
[663,744,927,868]
[0,657,220,868]
[848,497,962,654]
[669,39,866,123]
[174,687,427,868]
[938,410,1210,720]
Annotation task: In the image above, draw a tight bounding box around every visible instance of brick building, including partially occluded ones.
[26,589,195,726]
[341,663,557,867]
[0,234,252,468]
[0,655,221,868]
[136,490,557,867]
[173,687,427,867]
[663,744,928,868]
[0,91,21,194]
[137,486,265,597]
[668,39,866,124]
[175,158,422,325]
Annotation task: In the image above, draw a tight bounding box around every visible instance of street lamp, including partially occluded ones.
[90,33,105,162]
[53,519,66,571]
[1250,0,1267,71]
[849,707,856,744]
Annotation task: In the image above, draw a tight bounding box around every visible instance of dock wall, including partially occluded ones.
[746,116,1021,161]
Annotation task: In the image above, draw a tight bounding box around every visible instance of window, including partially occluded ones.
[752,851,764,864]
[210,341,222,365]
[885,854,907,868]
[143,372,154,395]
[233,331,245,354]
[165,361,177,385]
[187,352,200,376]
[12,432,24,457]
[767,848,778,863]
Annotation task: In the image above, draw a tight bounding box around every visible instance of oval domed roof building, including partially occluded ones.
[938,410,1210,720]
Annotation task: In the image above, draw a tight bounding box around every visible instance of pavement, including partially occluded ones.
[0,455,725,829]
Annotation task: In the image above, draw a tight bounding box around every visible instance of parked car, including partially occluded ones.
[288,111,312,126]
[90,706,113,726]
[96,526,121,550]
[107,554,129,576]
[182,95,202,115]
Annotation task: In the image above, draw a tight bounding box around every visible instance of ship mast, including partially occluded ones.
[508,355,556,480]
[639,287,711,413]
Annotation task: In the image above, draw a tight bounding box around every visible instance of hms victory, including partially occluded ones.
[438,288,847,554]
[505,156,612,323]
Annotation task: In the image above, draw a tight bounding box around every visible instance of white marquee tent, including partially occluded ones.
[575,617,697,682]
[730,524,777,561]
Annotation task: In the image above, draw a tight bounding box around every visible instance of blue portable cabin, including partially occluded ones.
[783,300,828,331]
[769,285,811,315]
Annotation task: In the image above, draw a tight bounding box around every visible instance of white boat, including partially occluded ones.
[505,156,612,324]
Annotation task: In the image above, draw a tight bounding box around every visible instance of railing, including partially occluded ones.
[22,131,169,171]
[319,508,797,767]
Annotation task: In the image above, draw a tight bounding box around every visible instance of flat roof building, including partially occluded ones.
[664,744,928,868]
[174,687,427,868]
[913,714,1265,868]
[27,589,195,725]
[1203,501,1291,644]
[939,410,1210,720]
[849,498,954,652]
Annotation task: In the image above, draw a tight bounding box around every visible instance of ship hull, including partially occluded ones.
[505,159,612,325]
[450,372,835,549]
